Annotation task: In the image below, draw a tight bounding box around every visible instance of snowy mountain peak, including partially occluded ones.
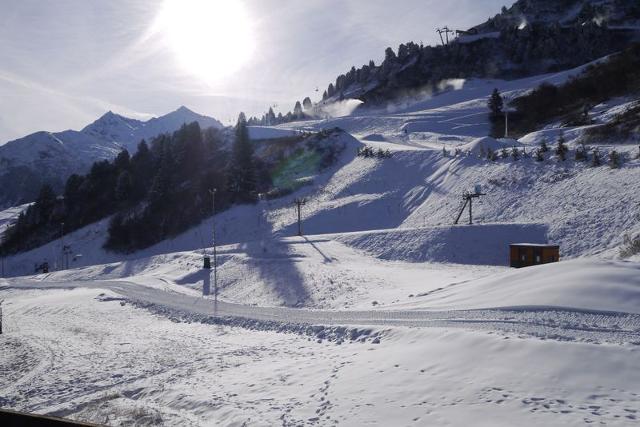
[0,106,225,207]
[83,110,140,134]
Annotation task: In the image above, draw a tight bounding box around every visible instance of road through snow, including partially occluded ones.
[4,279,639,346]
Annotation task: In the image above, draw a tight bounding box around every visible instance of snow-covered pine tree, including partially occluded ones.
[592,149,602,167]
[535,149,544,162]
[511,147,520,161]
[609,150,621,169]
[555,134,568,161]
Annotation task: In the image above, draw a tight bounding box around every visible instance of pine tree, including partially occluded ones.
[555,134,568,161]
[488,88,504,116]
[327,83,336,98]
[34,184,56,224]
[114,150,130,171]
[442,146,449,157]
[501,147,509,159]
[575,143,587,162]
[64,174,85,206]
[148,146,173,206]
[540,139,549,153]
[302,97,312,111]
[293,101,303,118]
[535,149,545,162]
[115,171,133,202]
[591,149,601,167]
[511,147,520,161]
[228,112,257,202]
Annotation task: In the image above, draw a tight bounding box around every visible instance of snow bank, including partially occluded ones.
[408,259,640,315]
[334,224,549,266]
[460,136,523,156]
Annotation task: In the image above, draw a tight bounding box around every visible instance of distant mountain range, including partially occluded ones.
[0,106,222,208]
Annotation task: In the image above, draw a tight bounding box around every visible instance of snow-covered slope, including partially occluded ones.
[2,54,640,427]
[0,106,222,208]
[3,60,639,300]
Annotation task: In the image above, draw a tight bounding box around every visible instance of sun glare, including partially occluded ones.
[154,0,255,84]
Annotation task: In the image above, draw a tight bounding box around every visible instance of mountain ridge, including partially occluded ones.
[0,106,223,208]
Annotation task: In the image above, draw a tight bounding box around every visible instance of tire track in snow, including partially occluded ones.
[4,280,640,346]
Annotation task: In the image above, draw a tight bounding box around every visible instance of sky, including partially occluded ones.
[0,0,508,143]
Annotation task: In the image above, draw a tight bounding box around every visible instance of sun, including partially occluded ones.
[154,0,255,84]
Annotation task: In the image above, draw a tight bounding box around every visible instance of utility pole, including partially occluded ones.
[294,198,306,236]
[60,222,65,271]
[209,189,218,295]
[504,109,509,138]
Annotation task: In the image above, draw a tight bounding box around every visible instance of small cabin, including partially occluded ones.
[510,243,559,268]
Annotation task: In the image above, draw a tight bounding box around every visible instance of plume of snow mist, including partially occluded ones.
[437,78,466,92]
[383,78,466,114]
[518,15,528,30]
[592,14,606,26]
[319,99,364,118]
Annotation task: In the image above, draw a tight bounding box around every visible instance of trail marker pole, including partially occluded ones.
[0,299,4,334]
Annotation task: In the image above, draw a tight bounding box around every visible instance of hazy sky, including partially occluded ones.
[0,0,507,143]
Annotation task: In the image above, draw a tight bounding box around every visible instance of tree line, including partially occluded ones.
[1,114,270,255]
[494,43,640,137]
